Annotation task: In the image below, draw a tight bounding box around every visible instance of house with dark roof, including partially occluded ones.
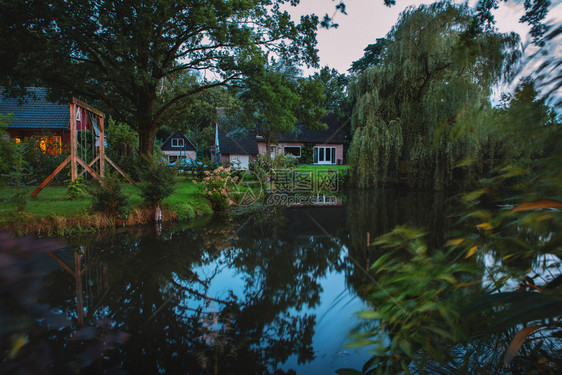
[0,87,95,150]
[211,125,259,169]
[160,132,197,163]
[257,112,346,165]
[212,112,347,169]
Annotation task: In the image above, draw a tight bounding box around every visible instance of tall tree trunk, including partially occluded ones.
[137,93,157,155]
[139,125,156,156]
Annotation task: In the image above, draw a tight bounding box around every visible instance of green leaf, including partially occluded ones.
[398,339,414,357]
[357,310,384,320]
[344,338,377,349]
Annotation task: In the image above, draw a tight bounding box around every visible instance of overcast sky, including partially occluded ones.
[285,0,561,113]
[286,0,557,73]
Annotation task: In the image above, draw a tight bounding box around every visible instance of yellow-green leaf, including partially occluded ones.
[476,222,493,230]
[465,246,478,258]
[511,200,562,213]
[446,238,464,246]
[9,334,28,359]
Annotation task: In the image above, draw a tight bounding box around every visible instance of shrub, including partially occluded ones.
[66,177,87,200]
[89,174,128,216]
[196,166,237,209]
[136,154,176,207]
[0,114,16,175]
[283,154,298,168]
[299,143,314,164]
[3,145,34,212]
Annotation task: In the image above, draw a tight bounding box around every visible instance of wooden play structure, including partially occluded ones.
[32,97,133,197]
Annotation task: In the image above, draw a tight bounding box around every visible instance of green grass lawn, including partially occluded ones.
[296,164,349,171]
[0,177,210,222]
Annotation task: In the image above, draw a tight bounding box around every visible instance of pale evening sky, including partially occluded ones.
[286,0,562,111]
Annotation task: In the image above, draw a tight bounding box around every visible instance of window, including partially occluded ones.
[76,108,81,122]
[39,136,62,155]
[313,146,337,164]
[284,146,301,157]
[172,138,184,148]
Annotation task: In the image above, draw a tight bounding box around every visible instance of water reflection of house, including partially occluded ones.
[212,112,346,169]
[0,87,102,153]
[283,206,346,238]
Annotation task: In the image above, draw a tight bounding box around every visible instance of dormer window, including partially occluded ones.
[172,138,184,148]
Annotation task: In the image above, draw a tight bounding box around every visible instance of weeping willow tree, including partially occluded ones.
[348,1,520,190]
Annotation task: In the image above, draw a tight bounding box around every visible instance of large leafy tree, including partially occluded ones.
[236,63,327,153]
[0,0,320,155]
[348,1,520,190]
[312,67,351,121]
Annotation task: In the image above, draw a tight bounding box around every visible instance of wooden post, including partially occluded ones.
[98,116,105,178]
[70,102,77,181]
[74,251,84,326]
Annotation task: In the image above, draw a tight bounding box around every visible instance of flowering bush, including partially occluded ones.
[195,166,238,209]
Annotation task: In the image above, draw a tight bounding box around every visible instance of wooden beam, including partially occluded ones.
[105,155,136,185]
[76,156,102,180]
[31,155,71,197]
[74,251,84,326]
[78,155,100,178]
[72,97,105,118]
[98,116,105,177]
[47,251,76,277]
[70,102,77,181]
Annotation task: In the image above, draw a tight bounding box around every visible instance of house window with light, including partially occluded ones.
[172,138,184,148]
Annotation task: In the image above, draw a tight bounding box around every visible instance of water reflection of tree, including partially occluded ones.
[343,189,450,293]
[41,210,346,374]
[341,141,562,374]
[226,211,345,371]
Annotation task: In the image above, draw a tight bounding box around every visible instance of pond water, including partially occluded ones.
[31,189,454,374]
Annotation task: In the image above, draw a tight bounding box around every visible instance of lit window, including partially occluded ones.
[39,136,62,155]
[172,138,184,147]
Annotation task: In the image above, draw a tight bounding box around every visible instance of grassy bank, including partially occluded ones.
[296,164,349,171]
[0,178,212,236]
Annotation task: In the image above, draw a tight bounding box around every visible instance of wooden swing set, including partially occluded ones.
[31,97,134,197]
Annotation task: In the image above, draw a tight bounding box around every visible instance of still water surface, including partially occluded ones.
[39,190,449,374]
